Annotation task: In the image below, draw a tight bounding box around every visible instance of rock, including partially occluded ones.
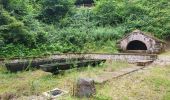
[42,88,68,99]
[0,92,16,100]
[74,78,96,98]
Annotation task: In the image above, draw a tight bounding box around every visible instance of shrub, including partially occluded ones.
[37,0,75,24]
[0,9,36,47]
[91,26,125,41]
[94,0,123,26]
[94,0,170,39]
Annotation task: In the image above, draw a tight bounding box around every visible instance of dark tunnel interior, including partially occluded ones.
[127,40,147,50]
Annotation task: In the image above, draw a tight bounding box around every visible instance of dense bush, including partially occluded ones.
[37,0,75,24]
[94,0,170,38]
[94,0,123,25]
[0,0,170,58]
[0,9,36,47]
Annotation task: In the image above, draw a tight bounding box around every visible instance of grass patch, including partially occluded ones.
[164,92,170,100]
[0,61,131,99]
[1,62,170,100]
[159,51,170,56]
[93,65,170,100]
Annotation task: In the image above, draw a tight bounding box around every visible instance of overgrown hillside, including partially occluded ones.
[0,0,170,58]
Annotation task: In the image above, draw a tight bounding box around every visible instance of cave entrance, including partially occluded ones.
[127,40,147,50]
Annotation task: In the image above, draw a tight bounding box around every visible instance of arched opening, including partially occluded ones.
[127,40,147,50]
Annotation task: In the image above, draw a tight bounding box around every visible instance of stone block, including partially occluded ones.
[74,78,96,98]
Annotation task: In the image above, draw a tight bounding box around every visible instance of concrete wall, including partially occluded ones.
[84,53,157,62]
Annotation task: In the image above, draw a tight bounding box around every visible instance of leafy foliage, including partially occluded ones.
[0,9,36,47]
[37,0,74,24]
[94,0,170,38]
[0,0,170,58]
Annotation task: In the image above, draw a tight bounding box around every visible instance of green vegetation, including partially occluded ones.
[1,61,170,100]
[94,65,170,100]
[1,1,170,99]
[0,61,132,99]
[0,0,170,58]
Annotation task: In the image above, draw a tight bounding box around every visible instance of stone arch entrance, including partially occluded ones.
[117,30,166,53]
[126,40,147,50]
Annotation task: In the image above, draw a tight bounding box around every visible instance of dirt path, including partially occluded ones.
[154,56,170,66]
[93,66,145,84]
[93,53,170,84]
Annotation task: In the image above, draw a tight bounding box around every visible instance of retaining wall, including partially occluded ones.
[83,53,157,62]
[1,53,157,72]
